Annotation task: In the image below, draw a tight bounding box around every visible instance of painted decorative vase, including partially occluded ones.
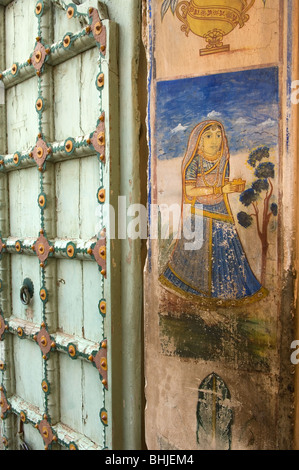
[176,0,255,55]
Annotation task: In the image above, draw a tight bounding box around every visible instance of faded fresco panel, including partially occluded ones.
[145,0,296,451]
[155,0,281,80]
[156,67,279,371]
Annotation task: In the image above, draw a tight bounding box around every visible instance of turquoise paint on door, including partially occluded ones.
[0,0,123,450]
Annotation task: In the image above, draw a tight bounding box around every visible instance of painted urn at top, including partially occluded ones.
[175,0,256,55]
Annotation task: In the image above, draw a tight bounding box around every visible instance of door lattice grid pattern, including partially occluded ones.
[0,0,118,450]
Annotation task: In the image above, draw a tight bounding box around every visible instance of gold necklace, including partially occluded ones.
[199,151,222,188]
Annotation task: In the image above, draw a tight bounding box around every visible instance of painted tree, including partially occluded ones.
[237,146,277,286]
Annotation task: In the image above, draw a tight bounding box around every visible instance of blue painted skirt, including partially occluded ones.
[159,203,267,306]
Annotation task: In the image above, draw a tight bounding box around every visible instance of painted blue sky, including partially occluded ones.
[155,67,279,160]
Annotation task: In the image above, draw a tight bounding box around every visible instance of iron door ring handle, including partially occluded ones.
[20,286,30,305]
[20,279,34,306]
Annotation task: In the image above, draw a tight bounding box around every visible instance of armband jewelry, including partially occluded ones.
[213,186,223,195]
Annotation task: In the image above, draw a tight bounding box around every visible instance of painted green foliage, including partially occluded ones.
[161,0,178,19]
[237,146,277,285]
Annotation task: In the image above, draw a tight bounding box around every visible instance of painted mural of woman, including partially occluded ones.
[158,120,268,308]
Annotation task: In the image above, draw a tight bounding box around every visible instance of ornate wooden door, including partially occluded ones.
[0,0,121,450]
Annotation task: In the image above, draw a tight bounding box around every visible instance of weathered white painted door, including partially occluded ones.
[0,0,121,450]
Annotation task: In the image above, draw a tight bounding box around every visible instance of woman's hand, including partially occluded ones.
[222,182,242,194]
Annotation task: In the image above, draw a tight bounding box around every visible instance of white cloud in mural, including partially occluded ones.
[207,110,221,119]
[258,118,276,128]
[171,123,187,134]
[234,117,249,126]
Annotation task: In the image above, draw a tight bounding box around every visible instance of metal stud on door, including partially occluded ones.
[0,0,119,450]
